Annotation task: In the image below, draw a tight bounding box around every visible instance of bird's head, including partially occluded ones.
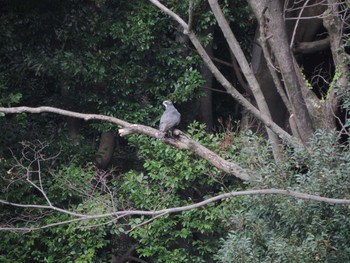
[162,100,173,108]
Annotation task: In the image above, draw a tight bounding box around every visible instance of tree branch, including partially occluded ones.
[0,106,250,180]
[0,196,87,218]
[293,37,330,54]
[1,188,350,232]
[289,0,312,48]
[148,0,188,31]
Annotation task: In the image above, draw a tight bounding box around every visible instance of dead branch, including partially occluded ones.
[0,106,250,180]
[1,188,350,232]
[289,0,312,48]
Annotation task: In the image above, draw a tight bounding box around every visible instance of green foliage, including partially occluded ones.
[0,149,115,262]
[4,0,348,262]
[216,130,350,262]
[0,0,203,128]
[0,0,209,261]
[119,122,241,262]
[0,219,108,263]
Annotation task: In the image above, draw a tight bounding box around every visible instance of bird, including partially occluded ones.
[159,100,181,137]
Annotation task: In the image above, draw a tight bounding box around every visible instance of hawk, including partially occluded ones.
[159,100,181,136]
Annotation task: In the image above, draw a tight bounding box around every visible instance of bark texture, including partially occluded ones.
[96,131,116,169]
[198,28,214,131]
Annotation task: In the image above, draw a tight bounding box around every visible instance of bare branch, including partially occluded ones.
[0,106,250,180]
[229,50,251,95]
[148,0,188,31]
[0,199,86,218]
[0,106,131,127]
[1,188,350,232]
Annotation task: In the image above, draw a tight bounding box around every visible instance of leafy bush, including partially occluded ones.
[118,122,244,262]
[216,130,350,262]
[0,158,112,263]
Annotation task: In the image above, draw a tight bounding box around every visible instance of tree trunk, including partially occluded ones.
[198,27,214,131]
[319,0,350,131]
[60,81,81,145]
[248,0,315,144]
[95,131,115,169]
[67,117,80,145]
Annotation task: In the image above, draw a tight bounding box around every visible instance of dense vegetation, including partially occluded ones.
[0,0,349,262]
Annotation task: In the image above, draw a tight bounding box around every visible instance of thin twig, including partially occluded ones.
[290,0,311,48]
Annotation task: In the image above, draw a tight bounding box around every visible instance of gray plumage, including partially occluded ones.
[159,100,181,133]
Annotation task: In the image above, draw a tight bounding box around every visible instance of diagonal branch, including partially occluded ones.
[148,0,188,31]
[0,106,250,180]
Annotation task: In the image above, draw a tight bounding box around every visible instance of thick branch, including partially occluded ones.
[293,37,330,54]
[0,106,250,180]
[1,188,350,232]
[188,0,195,31]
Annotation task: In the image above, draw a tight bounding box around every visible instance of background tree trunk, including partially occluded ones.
[95,131,115,169]
[198,27,214,131]
[251,28,288,130]
[60,81,81,145]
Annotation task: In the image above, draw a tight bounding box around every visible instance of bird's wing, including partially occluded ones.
[159,110,180,132]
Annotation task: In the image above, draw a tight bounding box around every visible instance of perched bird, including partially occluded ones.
[159,100,181,136]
